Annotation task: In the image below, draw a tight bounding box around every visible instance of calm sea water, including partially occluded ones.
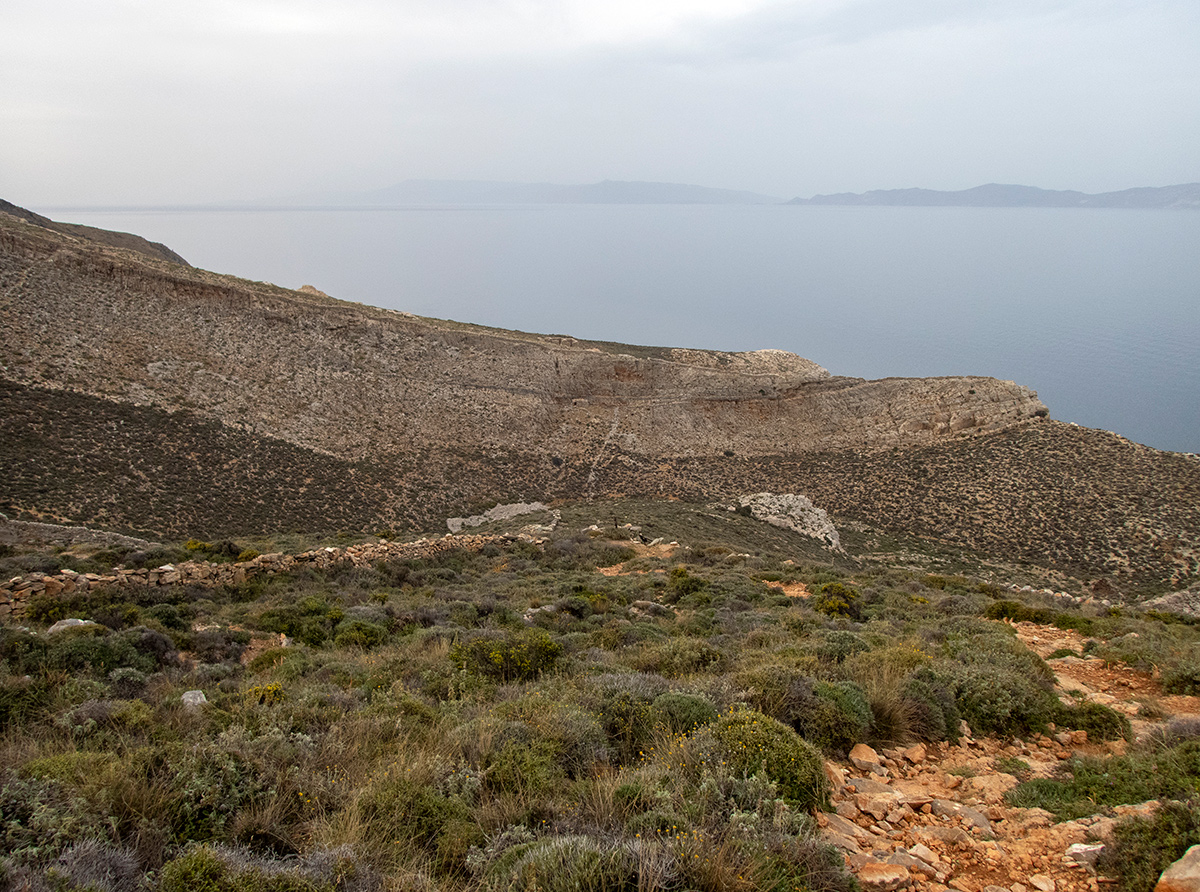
[51,205,1200,453]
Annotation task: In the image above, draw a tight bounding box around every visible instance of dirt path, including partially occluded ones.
[822,621,1200,892]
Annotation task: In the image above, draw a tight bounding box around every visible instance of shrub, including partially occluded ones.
[811,583,861,620]
[651,692,718,734]
[708,709,829,811]
[815,630,869,664]
[54,839,142,892]
[900,666,961,742]
[450,628,562,682]
[1096,800,1200,892]
[1054,700,1131,741]
[333,620,387,650]
[357,774,476,866]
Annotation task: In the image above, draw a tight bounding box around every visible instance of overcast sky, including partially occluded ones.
[3,0,1198,205]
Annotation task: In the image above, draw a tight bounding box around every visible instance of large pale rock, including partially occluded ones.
[1157,845,1200,892]
[181,690,208,709]
[1065,843,1104,869]
[1029,875,1056,892]
[737,493,842,550]
[931,799,994,836]
[47,618,101,635]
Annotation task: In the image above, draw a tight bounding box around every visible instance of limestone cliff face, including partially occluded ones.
[0,212,1046,464]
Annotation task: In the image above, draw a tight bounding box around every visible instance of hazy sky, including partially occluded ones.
[3,0,1198,205]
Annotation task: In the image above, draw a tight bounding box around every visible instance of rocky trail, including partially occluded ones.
[819,621,1200,892]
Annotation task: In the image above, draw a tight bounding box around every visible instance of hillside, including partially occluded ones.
[788,182,1200,209]
[1,201,1198,592]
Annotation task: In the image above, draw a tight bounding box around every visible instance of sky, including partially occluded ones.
[2,0,1199,205]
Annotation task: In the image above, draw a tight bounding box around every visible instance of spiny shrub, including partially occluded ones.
[332,620,387,650]
[633,637,723,678]
[815,630,869,664]
[159,844,369,892]
[256,598,345,648]
[708,709,828,811]
[357,774,478,867]
[811,583,861,620]
[651,692,718,734]
[450,628,562,682]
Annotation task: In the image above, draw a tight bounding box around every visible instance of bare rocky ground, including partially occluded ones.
[816,621,1200,892]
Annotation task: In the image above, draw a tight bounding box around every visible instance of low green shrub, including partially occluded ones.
[651,691,718,734]
[484,834,637,892]
[708,709,828,811]
[1006,741,1200,820]
[450,628,562,682]
[1054,700,1131,741]
[333,620,387,650]
[1095,800,1200,892]
[811,583,861,620]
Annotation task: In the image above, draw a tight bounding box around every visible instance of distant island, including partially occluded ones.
[788,182,1200,209]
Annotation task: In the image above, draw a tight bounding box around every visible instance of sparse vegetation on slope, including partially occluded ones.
[3,506,1200,890]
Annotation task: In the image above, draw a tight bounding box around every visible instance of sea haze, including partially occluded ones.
[51,204,1200,454]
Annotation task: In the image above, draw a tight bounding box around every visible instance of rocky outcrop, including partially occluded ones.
[736,493,842,550]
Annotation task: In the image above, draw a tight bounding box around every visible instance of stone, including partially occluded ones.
[47,618,101,634]
[931,799,994,836]
[822,813,874,840]
[915,826,975,846]
[964,773,1020,803]
[1028,876,1055,892]
[1065,843,1104,869]
[909,843,940,866]
[851,743,887,774]
[836,800,861,819]
[1157,844,1200,892]
[857,793,898,820]
[737,493,843,550]
[902,742,928,763]
[856,862,911,891]
[181,690,208,709]
[888,851,937,877]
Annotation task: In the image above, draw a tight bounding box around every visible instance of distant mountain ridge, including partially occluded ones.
[275,179,784,206]
[788,182,1200,208]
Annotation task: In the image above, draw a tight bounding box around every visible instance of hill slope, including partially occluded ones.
[1,201,1197,590]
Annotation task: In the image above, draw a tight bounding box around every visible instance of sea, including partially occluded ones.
[48,204,1200,454]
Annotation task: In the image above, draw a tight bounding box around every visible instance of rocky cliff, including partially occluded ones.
[2,203,1197,590]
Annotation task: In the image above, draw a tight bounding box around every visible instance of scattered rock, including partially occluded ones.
[902,742,928,763]
[181,690,208,709]
[851,743,887,775]
[1065,842,1104,870]
[1028,875,1055,892]
[856,862,910,891]
[1157,844,1200,892]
